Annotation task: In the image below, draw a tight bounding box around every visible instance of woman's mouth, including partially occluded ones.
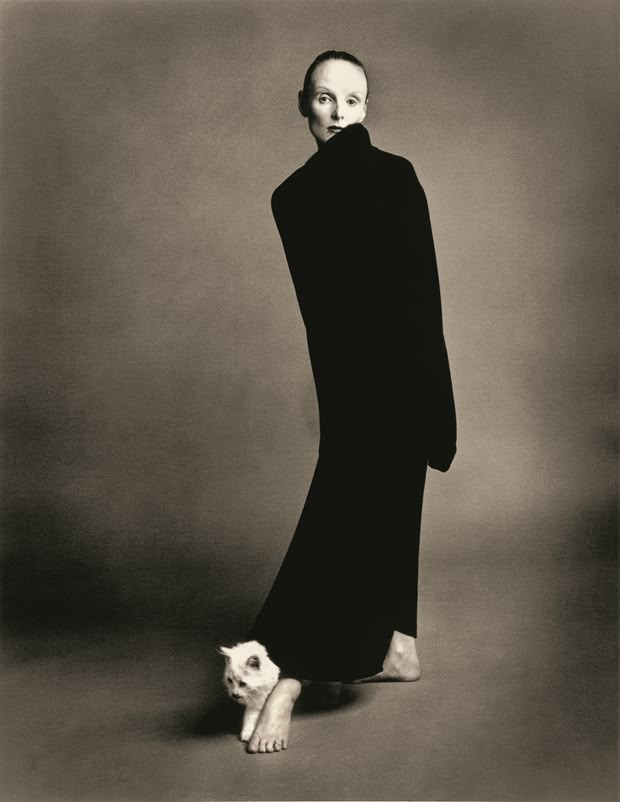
[327,125,344,132]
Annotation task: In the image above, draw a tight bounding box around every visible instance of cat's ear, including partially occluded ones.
[216,646,231,658]
[246,654,261,670]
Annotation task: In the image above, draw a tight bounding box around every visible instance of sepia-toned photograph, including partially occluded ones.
[1,1,616,800]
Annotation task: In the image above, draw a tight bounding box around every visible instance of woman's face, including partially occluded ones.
[299,59,368,146]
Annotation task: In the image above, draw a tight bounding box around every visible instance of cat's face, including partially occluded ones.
[217,641,278,704]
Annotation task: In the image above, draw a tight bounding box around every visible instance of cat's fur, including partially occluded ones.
[217,640,280,742]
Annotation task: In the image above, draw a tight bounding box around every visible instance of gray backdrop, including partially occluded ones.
[1,0,616,634]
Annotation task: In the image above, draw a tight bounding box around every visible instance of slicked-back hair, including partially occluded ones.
[301,50,369,101]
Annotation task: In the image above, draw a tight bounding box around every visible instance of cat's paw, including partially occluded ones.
[240,728,254,743]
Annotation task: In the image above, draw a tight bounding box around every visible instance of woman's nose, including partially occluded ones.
[332,104,345,120]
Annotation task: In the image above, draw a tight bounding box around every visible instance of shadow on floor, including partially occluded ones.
[172,679,370,741]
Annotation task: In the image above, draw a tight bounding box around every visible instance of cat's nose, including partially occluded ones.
[232,691,241,699]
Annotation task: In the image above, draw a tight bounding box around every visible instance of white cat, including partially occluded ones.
[217,640,280,742]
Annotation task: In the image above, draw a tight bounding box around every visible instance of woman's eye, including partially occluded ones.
[347,98,358,105]
[318,95,331,103]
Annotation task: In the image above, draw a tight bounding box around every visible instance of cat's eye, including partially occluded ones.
[239,681,247,687]
[227,677,233,683]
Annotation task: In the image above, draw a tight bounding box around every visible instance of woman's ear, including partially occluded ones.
[298,89,308,118]
[359,100,368,123]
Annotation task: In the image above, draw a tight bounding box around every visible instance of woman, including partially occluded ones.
[245,50,457,754]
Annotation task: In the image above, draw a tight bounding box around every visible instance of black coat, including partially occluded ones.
[247,123,457,680]
[271,122,456,470]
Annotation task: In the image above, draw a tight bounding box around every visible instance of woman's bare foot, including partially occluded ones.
[352,631,421,682]
[247,678,302,754]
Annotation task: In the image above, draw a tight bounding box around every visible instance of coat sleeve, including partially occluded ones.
[398,160,457,472]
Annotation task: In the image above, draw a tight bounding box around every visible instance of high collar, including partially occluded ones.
[304,123,372,168]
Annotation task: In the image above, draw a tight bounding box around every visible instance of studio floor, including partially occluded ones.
[2,536,617,801]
